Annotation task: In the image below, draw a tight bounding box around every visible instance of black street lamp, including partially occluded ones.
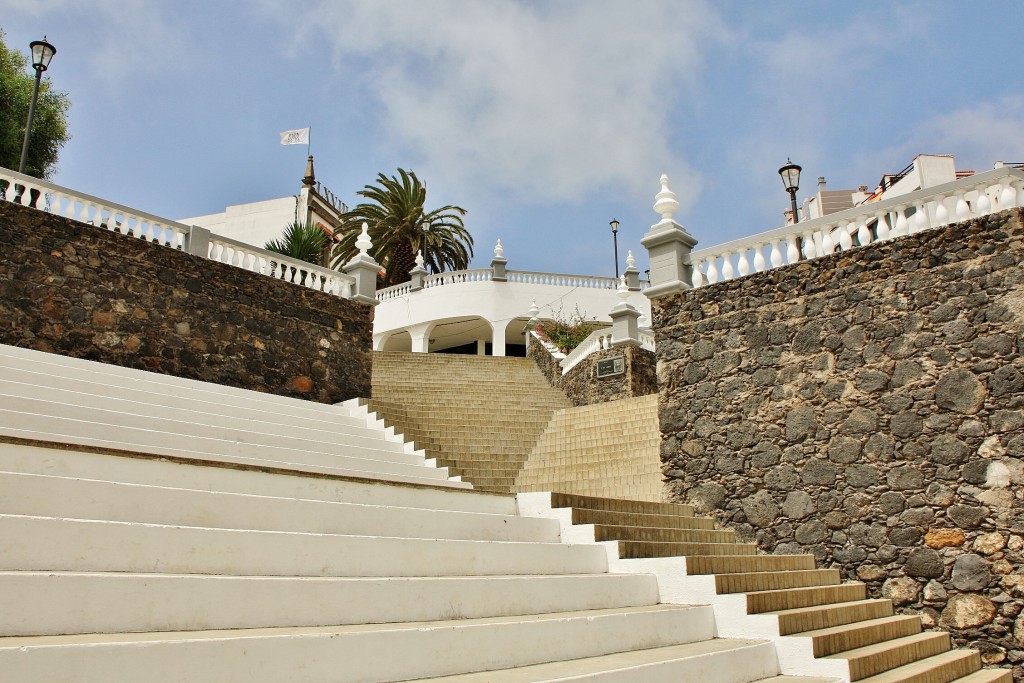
[18,37,57,175]
[610,219,620,279]
[778,158,802,224]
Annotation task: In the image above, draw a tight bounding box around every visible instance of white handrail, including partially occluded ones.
[0,166,356,299]
[688,167,1024,288]
[559,328,613,375]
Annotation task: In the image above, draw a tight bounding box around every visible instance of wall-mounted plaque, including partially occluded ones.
[596,356,625,378]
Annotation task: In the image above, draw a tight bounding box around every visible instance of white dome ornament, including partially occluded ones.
[653,174,680,225]
[528,298,540,319]
[626,250,636,269]
[494,239,504,259]
[617,275,630,302]
[415,251,424,267]
[355,222,373,255]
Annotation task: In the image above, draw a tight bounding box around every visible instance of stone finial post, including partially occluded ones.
[525,297,540,350]
[491,239,508,282]
[609,275,641,346]
[640,174,697,300]
[623,250,641,291]
[408,250,427,291]
[184,225,211,258]
[343,222,381,305]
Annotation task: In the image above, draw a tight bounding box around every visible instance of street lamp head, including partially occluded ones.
[30,38,56,72]
[778,158,801,193]
[609,219,619,234]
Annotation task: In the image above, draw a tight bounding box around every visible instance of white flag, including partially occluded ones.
[279,127,309,145]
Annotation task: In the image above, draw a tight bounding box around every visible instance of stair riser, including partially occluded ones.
[552,494,694,517]
[0,472,559,543]
[0,394,428,467]
[747,584,868,613]
[0,409,460,485]
[0,515,606,578]
[775,600,894,635]
[717,570,842,594]
[686,556,817,575]
[0,637,779,683]
[811,616,922,657]
[844,633,951,680]
[0,572,661,637]
[0,443,503,514]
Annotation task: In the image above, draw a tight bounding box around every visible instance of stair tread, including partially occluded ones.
[797,614,922,639]
[826,631,949,661]
[410,638,771,681]
[855,649,981,683]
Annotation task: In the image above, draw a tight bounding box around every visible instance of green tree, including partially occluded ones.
[331,168,472,287]
[0,30,71,179]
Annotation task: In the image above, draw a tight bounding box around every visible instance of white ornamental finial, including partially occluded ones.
[355,222,372,254]
[626,250,636,269]
[528,297,540,318]
[653,173,680,223]
[494,239,504,258]
[414,250,424,268]
[617,274,630,301]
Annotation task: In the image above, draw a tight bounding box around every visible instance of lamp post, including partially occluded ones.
[610,219,620,279]
[778,158,802,224]
[18,37,57,175]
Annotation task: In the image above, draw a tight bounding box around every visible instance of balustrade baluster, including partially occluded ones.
[737,251,751,276]
[706,259,719,284]
[800,232,815,260]
[955,193,971,221]
[935,197,950,226]
[769,241,783,268]
[821,229,835,255]
[1000,182,1016,210]
[913,203,930,233]
[893,207,908,237]
[691,262,705,288]
[753,246,766,272]
[854,220,870,247]
[839,223,853,251]
[975,185,992,216]
[786,237,800,264]
[876,213,890,241]
[721,253,734,280]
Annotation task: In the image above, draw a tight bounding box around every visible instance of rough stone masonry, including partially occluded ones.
[0,201,373,403]
[654,208,1024,671]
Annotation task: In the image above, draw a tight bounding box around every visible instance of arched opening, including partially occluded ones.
[381,331,412,352]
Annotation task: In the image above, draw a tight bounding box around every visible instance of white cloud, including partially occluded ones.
[262,0,728,209]
[0,0,191,85]
[894,97,1024,170]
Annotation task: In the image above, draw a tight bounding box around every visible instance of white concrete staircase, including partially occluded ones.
[0,345,819,682]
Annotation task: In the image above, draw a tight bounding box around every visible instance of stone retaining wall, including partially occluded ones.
[0,201,373,403]
[528,338,656,407]
[654,208,1024,669]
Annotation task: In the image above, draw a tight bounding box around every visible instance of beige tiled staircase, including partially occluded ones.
[521,492,1012,683]
[367,351,572,492]
[515,394,663,502]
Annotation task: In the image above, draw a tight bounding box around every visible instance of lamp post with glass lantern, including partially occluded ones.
[610,219,620,278]
[18,37,57,175]
[778,159,802,224]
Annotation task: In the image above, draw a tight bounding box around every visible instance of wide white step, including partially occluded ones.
[0,344,368,423]
[1,571,661,636]
[0,470,558,542]
[0,606,721,682]
[0,363,393,442]
[0,442,496,512]
[0,514,606,577]
[415,638,779,682]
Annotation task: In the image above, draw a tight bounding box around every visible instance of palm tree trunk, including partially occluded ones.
[386,240,417,286]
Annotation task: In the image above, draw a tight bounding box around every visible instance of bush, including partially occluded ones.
[534,307,602,354]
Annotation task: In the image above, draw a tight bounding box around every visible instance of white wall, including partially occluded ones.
[180,196,299,249]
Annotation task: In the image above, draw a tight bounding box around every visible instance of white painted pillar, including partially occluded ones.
[476,339,486,356]
[408,323,433,353]
[490,321,506,357]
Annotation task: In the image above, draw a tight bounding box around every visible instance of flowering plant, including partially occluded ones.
[533,306,602,354]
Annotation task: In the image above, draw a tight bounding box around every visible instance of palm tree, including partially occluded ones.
[264,220,331,285]
[331,169,472,287]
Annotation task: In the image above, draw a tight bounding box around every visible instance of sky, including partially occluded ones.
[2,1,1023,277]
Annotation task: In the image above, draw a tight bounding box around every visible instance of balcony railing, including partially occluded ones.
[0,167,356,299]
[688,167,1024,289]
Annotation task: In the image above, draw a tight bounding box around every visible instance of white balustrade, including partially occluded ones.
[0,165,355,299]
[685,166,1024,290]
[559,328,614,375]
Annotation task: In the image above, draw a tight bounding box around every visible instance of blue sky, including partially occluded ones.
[2,1,1022,276]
